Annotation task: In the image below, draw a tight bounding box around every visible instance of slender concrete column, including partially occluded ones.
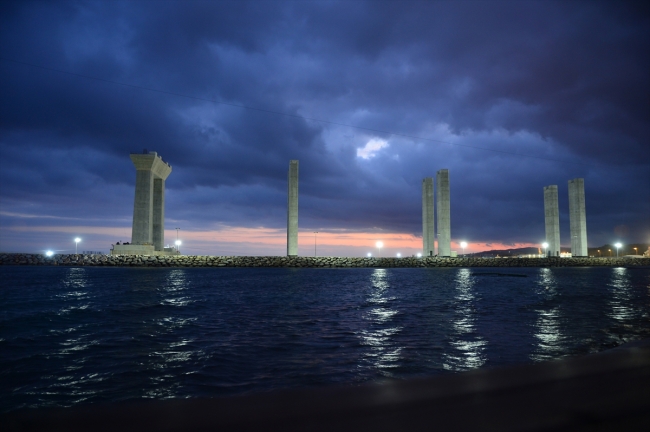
[422,178,434,257]
[436,169,451,257]
[568,178,588,257]
[543,185,561,257]
[130,152,172,248]
[287,160,299,256]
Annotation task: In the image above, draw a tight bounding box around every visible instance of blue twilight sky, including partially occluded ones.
[0,0,648,256]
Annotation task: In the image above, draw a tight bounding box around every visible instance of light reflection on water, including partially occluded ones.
[56,268,94,356]
[56,268,92,315]
[531,268,565,362]
[443,269,486,371]
[160,269,193,307]
[144,270,200,398]
[47,268,105,404]
[606,268,636,344]
[358,269,403,377]
[608,268,633,321]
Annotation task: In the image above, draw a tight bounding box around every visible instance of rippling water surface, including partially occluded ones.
[1,265,649,412]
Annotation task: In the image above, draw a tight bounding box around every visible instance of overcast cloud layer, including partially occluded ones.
[1,0,648,256]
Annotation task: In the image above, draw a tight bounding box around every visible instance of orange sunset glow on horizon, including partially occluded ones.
[7,224,539,257]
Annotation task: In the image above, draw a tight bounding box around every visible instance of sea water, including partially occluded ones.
[1,265,649,413]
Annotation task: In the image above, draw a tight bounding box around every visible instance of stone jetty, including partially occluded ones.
[1,253,648,268]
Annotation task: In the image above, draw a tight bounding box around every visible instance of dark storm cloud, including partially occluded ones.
[1,0,648,253]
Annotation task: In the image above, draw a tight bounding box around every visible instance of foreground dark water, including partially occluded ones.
[1,266,649,413]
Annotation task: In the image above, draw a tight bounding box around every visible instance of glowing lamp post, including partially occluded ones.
[634,247,638,255]
[460,241,468,257]
[74,237,81,254]
[542,242,549,258]
[367,252,372,257]
[46,250,53,257]
[396,252,401,258]
[416,253,422,258]
[615,242,622,258]
[376,241,383,257]
[175,240,182,253]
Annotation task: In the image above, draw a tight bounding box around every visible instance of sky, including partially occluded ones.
[1,0,648,257]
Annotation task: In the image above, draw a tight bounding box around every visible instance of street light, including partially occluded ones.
[598,249,601,257]
[542,242,549,257]
[314,232,318,257]
[460,241,468,257]
[74,237,81,254]
[46,250,53,257]
[608,249,612,257]
[376,241,383,257]
[175,239,181,252]
[615,242,622,257]
[416,253,422,258]
[175,228,180,242]
[396,252,401,258]
[367,252,372,257]
[634,247,638,255]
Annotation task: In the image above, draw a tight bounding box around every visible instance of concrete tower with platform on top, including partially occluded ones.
[111,151,178,256]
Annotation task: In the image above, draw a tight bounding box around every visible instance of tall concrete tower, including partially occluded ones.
[568,178,588,257]
[422,178,435,257]
[130,151,172,251]
[287,160,299,256]
[436,169,451,257]
[543,185,561,257]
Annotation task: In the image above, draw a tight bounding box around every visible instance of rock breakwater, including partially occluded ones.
[1,253,649,268]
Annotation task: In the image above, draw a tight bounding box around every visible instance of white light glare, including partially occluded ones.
[396,253,401,258]
[416,253,422,258]
[376,241,383,248]
[74,237,81,243]
[460,241,468,249]
[45,250,53,257]
[175,240,182,246]
[367,252,372,257]
[615,242,622,248]
[542,242,549,248]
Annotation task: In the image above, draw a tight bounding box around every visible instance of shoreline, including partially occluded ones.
[1,253,649,268]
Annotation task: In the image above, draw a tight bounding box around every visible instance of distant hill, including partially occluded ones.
[467,247,545,258]
[588,243,649,257]
[467,243,649,258]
